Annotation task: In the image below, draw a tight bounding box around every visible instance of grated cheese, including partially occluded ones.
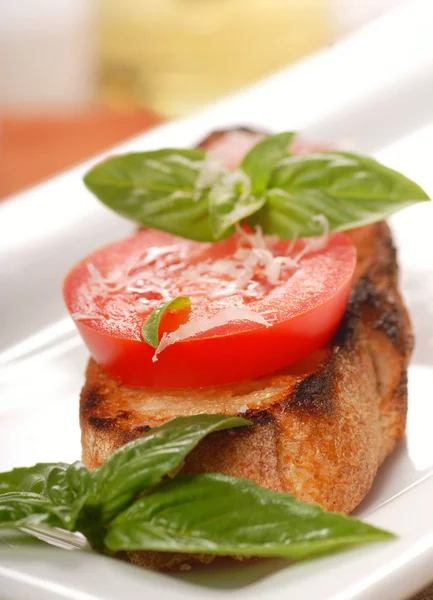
[209,169,251,208]
[153,306,270,361]
[167,190,192,201]
[194,154,227,200]
[166,154,202,169]
[144,158,171,174]
[72,312,104,321]
[87,263,105,284]
[190,225,298,290]
[87,262,124,293]
[85,216,331,329]
[293,214,329,262]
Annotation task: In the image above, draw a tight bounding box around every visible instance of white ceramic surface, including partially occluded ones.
[1,1,433,598]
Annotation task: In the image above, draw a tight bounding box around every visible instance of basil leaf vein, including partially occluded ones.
[0,492,63,530]
[250,151,430,238]
[208,170,266,240]
[105,473,394,558]
[0,463,66,495]
[0,416,395,560]
[45,462,96,530]
[240,131,296,194]
[92,414,251,523]
[83,136,430,242]
[0,462,96,535]
[84,149,217,242]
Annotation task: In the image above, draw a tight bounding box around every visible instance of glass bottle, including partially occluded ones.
[97,0,329,116]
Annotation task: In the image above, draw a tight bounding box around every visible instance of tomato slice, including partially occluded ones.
[63,229,356,388]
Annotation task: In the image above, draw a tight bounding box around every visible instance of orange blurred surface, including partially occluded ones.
[0,110,161,199]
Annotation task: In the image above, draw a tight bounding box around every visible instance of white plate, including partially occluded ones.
[1,1,433,598]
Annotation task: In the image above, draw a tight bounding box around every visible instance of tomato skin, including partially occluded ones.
[74,276,350,387]
[64,229,355,388]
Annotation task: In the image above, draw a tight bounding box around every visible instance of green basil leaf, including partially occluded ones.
[84,149,221,242]
[250,151,430,238]
[45,462,95,530]
[106,473,394,558]
[141,296,191,348]
[0,463,68,495]
[208,171,265,239]
[240,131,296,194]
[0,500,91,550]
[93,415,251,523]
[0,462,95,532]
[0,492,63,530]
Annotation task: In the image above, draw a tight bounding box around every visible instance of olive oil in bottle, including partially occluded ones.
[97,0,329,116]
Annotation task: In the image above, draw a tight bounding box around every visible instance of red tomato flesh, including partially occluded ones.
[63,229,356,388]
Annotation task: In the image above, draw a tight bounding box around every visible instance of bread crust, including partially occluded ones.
[79,131,413,570]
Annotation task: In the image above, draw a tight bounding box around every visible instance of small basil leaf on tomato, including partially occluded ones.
[93,415,251,523]
[105,473,394,557]
[249,151,430,238]
[240,131,296,194]
[208,170,266,239]
[84,149,220,242]
[141,296,191,348]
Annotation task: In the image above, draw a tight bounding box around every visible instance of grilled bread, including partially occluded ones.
[79,129,413,570]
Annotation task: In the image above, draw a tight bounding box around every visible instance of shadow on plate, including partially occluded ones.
[170,556,290,589]
[401,269,433,368]
[352,437,423,517]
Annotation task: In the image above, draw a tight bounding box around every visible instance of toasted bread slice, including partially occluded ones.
[79,129,413,570]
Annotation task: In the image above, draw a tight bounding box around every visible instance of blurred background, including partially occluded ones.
[0,0,402,199]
